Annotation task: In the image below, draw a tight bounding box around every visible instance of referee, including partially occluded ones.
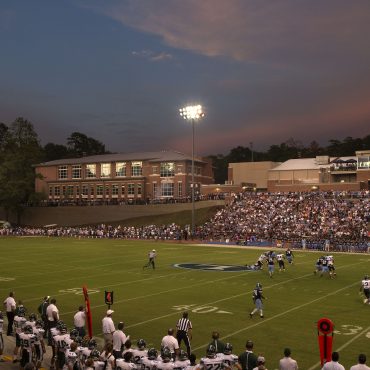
[176,311,192,357]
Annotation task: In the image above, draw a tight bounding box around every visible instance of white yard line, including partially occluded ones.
[193,280,360,352]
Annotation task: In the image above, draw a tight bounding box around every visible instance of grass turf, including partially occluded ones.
[0,237,369,369]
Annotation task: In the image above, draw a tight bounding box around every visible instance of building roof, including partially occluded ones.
[270,156,357,171]
[36,150,207,167]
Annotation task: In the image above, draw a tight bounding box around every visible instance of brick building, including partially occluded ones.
[35,151,214,204]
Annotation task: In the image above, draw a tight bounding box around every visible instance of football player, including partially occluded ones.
[131,338,148,366]
[54,324,73,370]
[285,248,294,264]
[80,338,97,365]
[320,256,329,277]
[19,324,36,370]
[25,313,37,328]
[327,256,336,279]
[219,343,241,370]
[250,283,266,319]
[173,350,190,370]
[33,320,46,369]
[267,254,275,278]
[157,347,175,370]
[0,311,4,361]
[90,349,105,370]
[198,345,228,370]
[141,348,160,370]
[314,256,323,275]
[276,253,286,272]
[360,275,370,304]
[143,249,157,270]
[116,351,138,370]
[13,306,27,363]
[64,342,79,370]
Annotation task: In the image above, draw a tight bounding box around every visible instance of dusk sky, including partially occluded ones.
[1,0,370,156]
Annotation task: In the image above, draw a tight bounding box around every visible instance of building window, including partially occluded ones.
[161,183,174,197]
[54,186,60,196]
[97,185,103,196]
[76,186,80,196]
[86,164,96,178]
[128,183,135,195]
[152,166,158,174]
[358,156,369,169]
[137,184,142,196]
[58,165,68,179]
[105,185,110,196]
[67,185,74,197]
[153,183,158,198]
[101,163,111,178]
[112,184,119,196]
[178,182,182,197]
[82,185,88,196]
[62,186,66,196]
[90,185,95,196]
[132,161,142,176]
[177,165,183,173]
[49,186,53,196]
[121,184,126,197]
[72,165,82,179]
[116,162,126,177]
[160,162,175,177]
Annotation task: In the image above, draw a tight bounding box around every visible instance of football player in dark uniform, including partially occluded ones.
[250,283,266,319]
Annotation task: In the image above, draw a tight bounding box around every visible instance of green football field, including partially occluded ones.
[0,237,369,369]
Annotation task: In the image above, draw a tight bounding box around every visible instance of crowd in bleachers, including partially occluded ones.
[0,191,369,252]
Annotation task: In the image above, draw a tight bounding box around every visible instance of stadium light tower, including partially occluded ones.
[179,104,205,237]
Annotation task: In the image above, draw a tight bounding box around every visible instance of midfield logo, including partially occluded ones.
[173,263,257,272]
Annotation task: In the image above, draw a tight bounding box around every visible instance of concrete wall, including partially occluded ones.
[0,200,225,227]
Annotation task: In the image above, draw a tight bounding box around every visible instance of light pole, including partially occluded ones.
[179,105,204,237]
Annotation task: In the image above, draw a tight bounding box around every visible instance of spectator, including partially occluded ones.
[279,348,298,370]
[161,328,179,360]
[253,356,267,370]
[102,310,115,345]
[73,305,86,338]
[3,291,16,336]
[238,340,258,370]
[350,354,370,370]
[113,322,129,359]
[322,351,344,370]
[208,331,226,354]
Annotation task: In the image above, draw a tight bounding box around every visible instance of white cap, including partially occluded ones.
[107,309,114,315]
[257,356,265,364]
[152,249,156,252]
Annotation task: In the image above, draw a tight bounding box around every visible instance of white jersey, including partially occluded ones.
[80,347,92,363]
[116,359,138,370]
[33,327,45,344]
[19,332,36,353]
[258,254,266,262]
[141,357,160,370]
[24,320,36,328]
[362,279,370,290]
[157,360,176,370]
[55,333,73,353]
[199,356,225,370]
[276,254,284,261]
[93,360,106,370]
[173,359,191,370]
[219,354,238,367]
[14,316,27,334]
[63,350,78,370]
[131,349,148,365]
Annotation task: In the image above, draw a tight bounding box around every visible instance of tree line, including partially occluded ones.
[0,117,369,219]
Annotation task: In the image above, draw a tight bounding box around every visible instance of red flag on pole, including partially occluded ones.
[83,285,93,338]
[317,318,334,366]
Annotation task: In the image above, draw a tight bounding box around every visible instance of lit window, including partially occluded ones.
[160,162,175,177]
[132,162,142,176]
[101,163,111,178]
[67,185,74,197]
[86,164,96,178]
[116,162,126,177]
[121,184,126,197]
[58,165,68,179]
[153,183,158,199]
[178,182,182,197]
[152,166,158,174]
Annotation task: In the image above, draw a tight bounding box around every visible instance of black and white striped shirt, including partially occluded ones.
[176,318,192,332]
